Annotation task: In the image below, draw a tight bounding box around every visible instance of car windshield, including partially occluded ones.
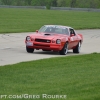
[38,25,69,35]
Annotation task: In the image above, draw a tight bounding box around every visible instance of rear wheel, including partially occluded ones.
[73,42,81,53]
[26,46,34,53]
[59,42,68,55]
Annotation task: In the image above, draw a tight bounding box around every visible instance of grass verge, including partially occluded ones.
[0,53,100,100]
[0,8,100,33]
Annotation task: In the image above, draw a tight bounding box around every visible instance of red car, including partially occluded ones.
[25,25,83,55]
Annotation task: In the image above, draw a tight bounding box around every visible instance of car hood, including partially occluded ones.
[28,32,68,40]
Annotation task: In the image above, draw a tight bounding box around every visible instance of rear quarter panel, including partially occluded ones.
[78,34,83,43]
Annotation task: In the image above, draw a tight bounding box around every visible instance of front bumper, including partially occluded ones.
[26,41,63,51]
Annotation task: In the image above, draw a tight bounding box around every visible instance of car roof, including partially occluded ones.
[44,25,73,29]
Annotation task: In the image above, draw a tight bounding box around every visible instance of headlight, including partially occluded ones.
[26,36,31,41]
[56,39,61,44]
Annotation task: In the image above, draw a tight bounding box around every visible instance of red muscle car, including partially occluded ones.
[25,25,83,55]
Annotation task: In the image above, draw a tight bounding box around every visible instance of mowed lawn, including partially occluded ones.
[0,53,100,100]
[0,8,100,33]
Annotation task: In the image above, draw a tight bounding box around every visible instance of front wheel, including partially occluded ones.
[26,46,34,53]
[73,42,81,53]
[59,42,68,55]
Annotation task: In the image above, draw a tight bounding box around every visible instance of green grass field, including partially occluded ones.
[0,53,100,100]
[0,8,100,33]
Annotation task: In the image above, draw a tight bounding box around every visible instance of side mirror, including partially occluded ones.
[36,30,38,33]
[70,34,74,36]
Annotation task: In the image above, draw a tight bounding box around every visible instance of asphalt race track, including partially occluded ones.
[0,29,100,66]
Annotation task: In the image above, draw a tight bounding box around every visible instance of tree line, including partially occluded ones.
[0,0,100,8]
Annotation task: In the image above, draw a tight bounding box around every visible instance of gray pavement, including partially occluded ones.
[0,29,100,66]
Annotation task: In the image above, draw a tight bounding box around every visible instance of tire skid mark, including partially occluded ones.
[90,34,100,38]
[1,34,22,41]
[0,59,4,61]
[1,34,24,42]
[0,45,25,50]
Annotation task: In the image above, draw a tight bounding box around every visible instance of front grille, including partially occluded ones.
[34,44,50,47]
[35,39,51,43]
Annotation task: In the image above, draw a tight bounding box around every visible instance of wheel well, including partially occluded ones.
[65,41,68,47]
[66,41,68,44]
[80,40,82,44]
[65,41,69,46]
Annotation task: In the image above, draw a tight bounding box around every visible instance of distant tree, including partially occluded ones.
[45,0,51,9]
[97,0,100,8]
[31,0,46,6]
[70,0,76,7]
[0,0,2,4]
[57,0,66,7]
[51,0,57,7]
[27,0,32,5]
[1,0,12,5]
[26,0,32,5]
[90,0,96,8]
[16,0,21,6]
[0,0,100,8]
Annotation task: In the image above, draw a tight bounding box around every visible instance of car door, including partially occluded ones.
[68,28,78,49]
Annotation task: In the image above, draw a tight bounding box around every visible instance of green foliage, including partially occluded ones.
[46,4,51,9]
[0,53,100,100]
[57,0,66,7]
[51,0,57,7]
[0,0,100,8]
[75,0,100,8]
[31,0,45,6]
[45,0,51,9]
[0,8,100,33]
[70,0,77,7]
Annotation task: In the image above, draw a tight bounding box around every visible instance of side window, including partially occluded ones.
[70,29,75,36]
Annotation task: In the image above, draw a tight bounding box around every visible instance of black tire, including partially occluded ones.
[59,42,68,55]
[26,46,34,53]
[73,42,81,53]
